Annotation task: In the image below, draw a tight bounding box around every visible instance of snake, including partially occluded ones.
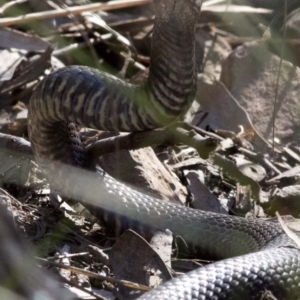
[27,0,300,299]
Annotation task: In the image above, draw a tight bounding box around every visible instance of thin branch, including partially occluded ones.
[0,125,218,161]
[0,133,32,155]
[0,3,272,27]
[36,257,151,291]
[0,0,152,27]
[0,0,27,15]
[86,127,218,160]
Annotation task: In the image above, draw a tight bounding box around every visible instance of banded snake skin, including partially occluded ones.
[28,0,300,299]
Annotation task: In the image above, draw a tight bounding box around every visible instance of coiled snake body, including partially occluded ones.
[28,0,300,299]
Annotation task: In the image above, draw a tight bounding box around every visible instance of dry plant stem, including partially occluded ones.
[201,5,271,13]
[0,0,27,14]
[0,0,152,27]
[0,3,272,27]
[86,127,218,159]
[202,0,226,6]
[238,147,281,175]
[88,245,110,266]
[188,124,224,141]
[53,37,102,56]
[119,51,146,71]
[46,252,89,260]
[37,258,151,291]
[225,37,300,47]
[58,223,111,251]
[0,133,32,155]
[0,127,217,161]
[60,3,101,69]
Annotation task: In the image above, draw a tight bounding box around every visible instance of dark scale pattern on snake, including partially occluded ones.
[28,0,300,299]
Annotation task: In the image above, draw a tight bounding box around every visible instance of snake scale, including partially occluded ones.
[28,0,300,299]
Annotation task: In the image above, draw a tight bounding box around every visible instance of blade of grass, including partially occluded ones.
[272,0,287,158]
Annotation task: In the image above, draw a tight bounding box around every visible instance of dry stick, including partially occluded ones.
[0,127,217,161]
[225,37,300,46]
[0,0,152,27]
[0,3,272,27]
[0,0,27,14]
[61,3,102,69]
[36,257,151,291]
[202,0,226,6]
[86,128,218,160]
[46,252,89,260]
[53,37,102,56]
[0,132,32,155]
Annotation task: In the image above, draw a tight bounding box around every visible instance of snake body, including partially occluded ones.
[28,0,300,299]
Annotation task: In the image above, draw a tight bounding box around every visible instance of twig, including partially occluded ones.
[54,1,101,69]
[0,0,27,15]
[86,127,218,160]
[272,0,287,159]
[0,3,272,27]
[0,133,32,155]
[0,0,152,27]
[0,125,218,161]
[201,5,272,13]
[36,257,151,291]
[238,147,281,175]
[53,37,102,56]
[202,0,226,6]
[46,252,89,261]
[225,37,300,46]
